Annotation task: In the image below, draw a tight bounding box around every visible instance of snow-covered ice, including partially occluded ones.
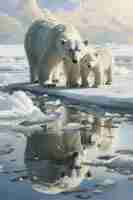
[0,90,60,127]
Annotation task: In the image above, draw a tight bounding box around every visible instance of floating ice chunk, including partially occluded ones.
[20,112,61,126]
[62,123,82,132]
[93,189,103,194]
[89,154,133,175]
[9,91,35,114]
[0,91,46,126]
[115,149,133,155]
[0,165,3,173]
[128,175,133,181]
[75,194,92,199]
[0,146,14,156]
[124,114,132,118]
[45,99,61,107]
[98,179,116,187]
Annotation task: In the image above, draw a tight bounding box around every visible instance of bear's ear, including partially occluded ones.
[83,40,89,46]
[54,24,66,34]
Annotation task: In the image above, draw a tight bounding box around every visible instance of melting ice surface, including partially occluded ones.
[0,44,133,199]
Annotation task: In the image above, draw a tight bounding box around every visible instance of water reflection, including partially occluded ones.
[23,101,119,193]
[25,131,88,193]
[91,118,115,151]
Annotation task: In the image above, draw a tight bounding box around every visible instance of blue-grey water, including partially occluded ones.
[0,44,133,200]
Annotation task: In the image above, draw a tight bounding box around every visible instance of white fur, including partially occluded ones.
[80,48,112,87]
[24,19,86,87]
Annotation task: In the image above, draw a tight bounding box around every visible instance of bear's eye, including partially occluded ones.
[61,40,66,45]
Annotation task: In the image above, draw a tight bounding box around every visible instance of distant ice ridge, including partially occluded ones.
[0,73,29,86]
[0,45,29,86]
[0,43,133,57]
[112,44,133,57]
[0,45,25,57]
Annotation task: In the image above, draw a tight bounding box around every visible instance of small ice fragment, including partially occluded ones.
[75,194,92,199]
[106,168,115,173]
[11,175,29,182]
[62,123,82,132]
[0,165,3,172]
[93,189,103,194]
[10,91,34,114]
[19,177,24,182]
[112,113,121,117]
[105,112,113,117]
[32,176,38,181]
[99,179,116,187]
[45,99,61,107]
[34,156,39,161]
[128,175,133,181]
[122,170,131,175]
[124,114,132,118]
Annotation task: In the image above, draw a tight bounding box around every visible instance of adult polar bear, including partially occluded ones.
[24,18,88,87]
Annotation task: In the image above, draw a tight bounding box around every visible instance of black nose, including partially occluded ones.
[72,59,78,64]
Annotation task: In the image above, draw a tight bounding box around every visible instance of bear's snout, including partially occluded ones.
[72,59,78,64]
[88,64,91,68]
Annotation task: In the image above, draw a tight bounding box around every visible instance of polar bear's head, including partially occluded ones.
[53,24,86,64]
[80,51,99,69]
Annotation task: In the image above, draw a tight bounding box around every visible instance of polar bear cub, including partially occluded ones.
[80,48,112,87]
[24,19,87,87]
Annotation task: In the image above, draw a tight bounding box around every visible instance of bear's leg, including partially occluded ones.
[38,63,53,87]
[63,61,80,88]
[26,51,39,83]
[63,61,71,87]
[80,66,89,87]
[65,69,73,88]
[66,73,79,88]
[30,65,38,83]
[94,68,104,87]
[69,71,80,88]
[39,63,48,86]
[106,65,112,85]
[51,66,60,84]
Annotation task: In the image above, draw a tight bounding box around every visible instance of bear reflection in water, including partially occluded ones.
[24,105,117,192]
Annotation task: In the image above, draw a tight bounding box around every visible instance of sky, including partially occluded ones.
[0,0,80,16]
[39,0,80,11]
[1,0,133,44]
